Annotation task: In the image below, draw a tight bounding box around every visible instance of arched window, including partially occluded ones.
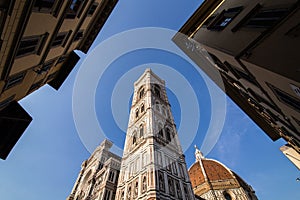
[135,109,139,118]
[154,84,161,98]
[142,176,147,192]
[158,173,164,191]
[134,181,138,196]
[175,181,182,198]
[224,192,232,200]
[141,104,145,113]
[132,131,137,145]
[168,177,174,195]
[165,127,171,142]
[158,123,163,137]
[139,87,145,99]
[127,186,131,200]
[139,124,144,137]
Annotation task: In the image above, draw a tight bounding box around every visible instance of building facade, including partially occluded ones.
[67,139,121,200]
[0,0,118,159]
[173,0,300,167]
[189,147,258,200]
[115,69,195,200]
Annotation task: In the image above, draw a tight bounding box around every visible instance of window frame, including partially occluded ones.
[51,31,69,48]
[4,72,26,90]
[66,0,87,19]
[208,6,243,31]
[267,83,300,112]
[87,2,98,16]
[15,33,48,58]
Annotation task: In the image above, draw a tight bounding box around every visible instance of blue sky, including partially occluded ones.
[0,0,299,199]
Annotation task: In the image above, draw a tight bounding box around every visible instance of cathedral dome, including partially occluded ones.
[189,159,235,188]
[188,146,258,200]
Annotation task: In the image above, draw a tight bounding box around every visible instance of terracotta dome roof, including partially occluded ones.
[189,158,235,188]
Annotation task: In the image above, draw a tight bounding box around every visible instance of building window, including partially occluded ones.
[139,87,145,99]
[134,181,138,197]
[135,109,139,118]
[98,162,103,170]
[103,189,111,200]
[154,85,161,98]
[66,0,85,18]
[141,104,145,113]
[242,6,290,29]
[165,127,171,142]
[132,131,137,145]
[4,72,26,90]
[142,176,147,192]
[16,34,47,58]
[267,83,300,112]
[127,186,131,200]
[88,2,98,16]
[158,123,163,138]
[158,173,164,192]
[183,185,189,200]
[51,31,70,47]
[0,95,15,110]
[33,0,56,12]
[108,171,115,182]
[224,192,232,200]
[74,30,84,41]
[139,124,144,137]
[208,6,243,31]
[175,181,182,199]
[168,176,174,196]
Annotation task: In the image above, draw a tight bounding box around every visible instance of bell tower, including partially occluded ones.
[116,69,195,200]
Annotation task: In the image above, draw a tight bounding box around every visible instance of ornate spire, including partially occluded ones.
[194,145,204,161]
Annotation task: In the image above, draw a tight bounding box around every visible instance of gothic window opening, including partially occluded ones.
[142,176,147,192]
[134,181,139,197]
[175,181,182,199]
[132,132,137,145]
[168,177,174,196]
[158,173,165,192]
[108,171,115,182]
[208,6,243,31]
[183,185,189,200]
[154,84,161,98]
[158,123,164,138]
[139,124,144,137]
[141,104,145,113]
[139,87,145,99]
[165,127,171,142]
[103,189,111,200]
[135,109,139,118]
[127,186,131,200]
